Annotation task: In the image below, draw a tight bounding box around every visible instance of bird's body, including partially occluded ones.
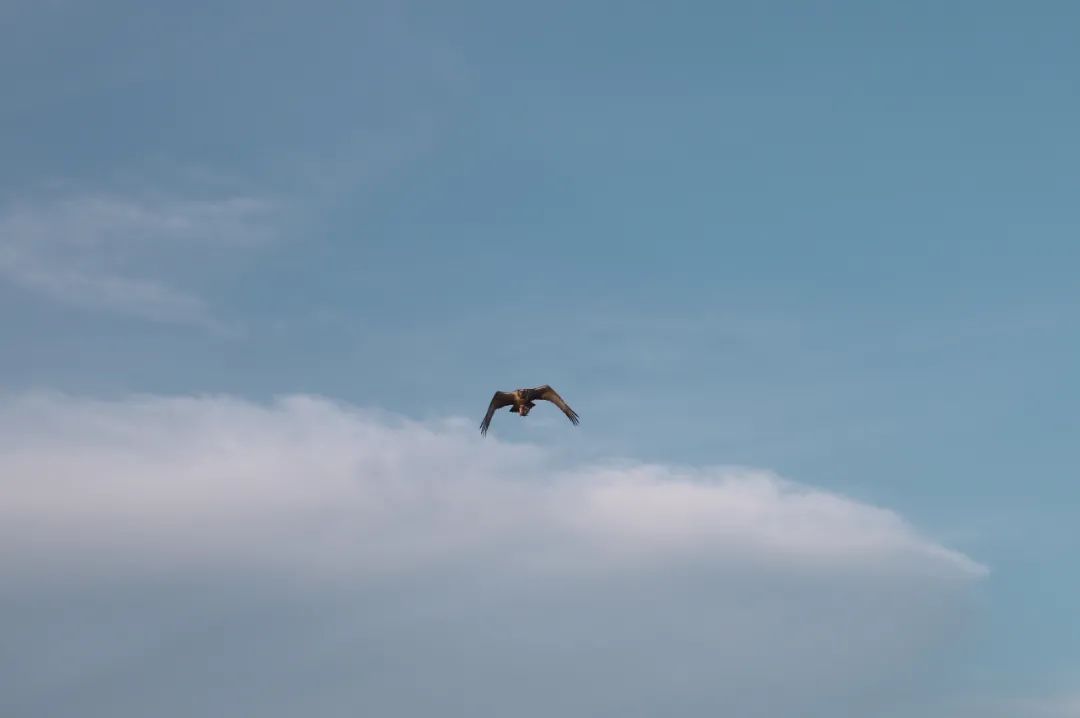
[480,385,579,435]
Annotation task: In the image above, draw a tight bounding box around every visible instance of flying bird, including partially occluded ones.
[480,385,580,435]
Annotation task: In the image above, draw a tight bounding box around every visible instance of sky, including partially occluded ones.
[1,1,1078,715]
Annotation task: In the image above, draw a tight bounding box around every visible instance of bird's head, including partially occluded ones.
[519,404,531,416]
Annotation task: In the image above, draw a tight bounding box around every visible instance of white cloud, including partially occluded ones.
[0,191,274,327]
[0,392,986,717]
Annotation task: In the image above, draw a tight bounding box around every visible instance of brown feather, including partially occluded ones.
[479,391,515,435]
[523,385,580,425]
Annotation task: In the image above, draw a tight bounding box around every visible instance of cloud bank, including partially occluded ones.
[0,393,985,717]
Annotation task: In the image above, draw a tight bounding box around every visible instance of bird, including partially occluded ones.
[479,384,580,436]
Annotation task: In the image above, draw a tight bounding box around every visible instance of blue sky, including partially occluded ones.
[2,1,1079,715]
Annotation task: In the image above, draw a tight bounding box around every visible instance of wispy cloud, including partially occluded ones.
[899,691,1080,718]
[0,191,275,328]
[982,694,1080,718]
[1,392,986,717]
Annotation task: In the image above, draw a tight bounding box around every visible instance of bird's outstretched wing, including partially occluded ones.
[524,385,580,425]
[480,391,515,435]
